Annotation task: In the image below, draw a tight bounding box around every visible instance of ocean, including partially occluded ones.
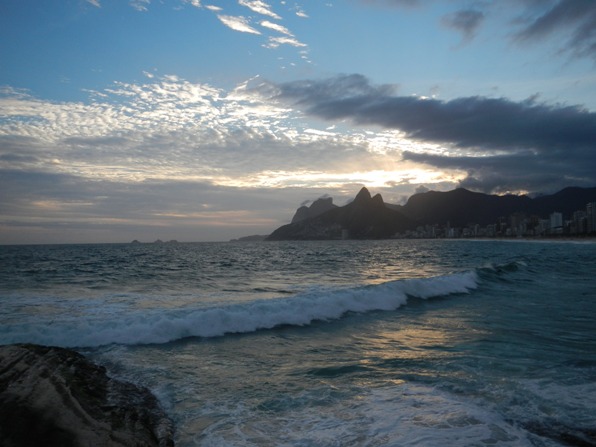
[1,239,595,446]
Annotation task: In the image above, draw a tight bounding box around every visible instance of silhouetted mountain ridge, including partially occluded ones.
[399,186,596,227]
[398,188,531,227]
[267,187,415,240]
[265,186,596,240]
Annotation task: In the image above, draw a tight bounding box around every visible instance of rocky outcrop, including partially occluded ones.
[291,197,337,223]
[267,187,415,240]
[0,344,174,447]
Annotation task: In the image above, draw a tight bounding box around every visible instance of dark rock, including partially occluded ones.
[0,344,174,447]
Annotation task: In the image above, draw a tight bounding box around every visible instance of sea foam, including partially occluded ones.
[1,271,478,348]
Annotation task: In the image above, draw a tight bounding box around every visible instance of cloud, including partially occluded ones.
[441,9,485,42]
[216,15,261,34]
[185,0,202,7]
[295,8,309,18]
[262,74,596,193]
[403,149,594,194]
[270,74,398,104]
[513,0,596,61]
[130,0,151,12]
[271,74,596,152]
[238,0,281,20]
[114,0,307,57]
[86,0,101,7]
[359,1,596,62]
[265,36,307,49]
[260,20,293,36]
[258,20,307,48]
[0,75,406,187]
[0,168,300,243]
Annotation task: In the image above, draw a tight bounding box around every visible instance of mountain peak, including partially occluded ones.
[371,193,384,206]
[354,187,372,204]
[352,188,385,209]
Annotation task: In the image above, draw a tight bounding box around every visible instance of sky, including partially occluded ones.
[1,0,596,244]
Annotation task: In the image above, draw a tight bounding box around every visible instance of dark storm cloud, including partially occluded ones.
[403,150,595,193]
[274,74,596,152]
[441,9,485,41]
[277,74,397,105]
[514,0,596,60]
[269,74,596,193]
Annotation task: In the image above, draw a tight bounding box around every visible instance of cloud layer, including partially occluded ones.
[265,74,596,193]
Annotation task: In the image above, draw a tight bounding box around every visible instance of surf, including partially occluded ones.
[1,270,479,348]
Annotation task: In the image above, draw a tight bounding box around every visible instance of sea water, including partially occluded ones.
[1,239,595,446]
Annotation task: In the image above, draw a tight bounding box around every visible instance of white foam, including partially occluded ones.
[185,383,533,447]
[0,271,478,348]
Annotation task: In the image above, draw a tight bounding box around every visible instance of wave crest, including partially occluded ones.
[1,271,479,348]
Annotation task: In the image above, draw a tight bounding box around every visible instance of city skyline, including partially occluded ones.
[2,0,596,243]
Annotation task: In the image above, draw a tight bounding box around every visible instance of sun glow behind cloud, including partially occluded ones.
[0,75,453,191]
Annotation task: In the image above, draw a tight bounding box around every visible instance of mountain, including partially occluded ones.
[398,188,532,227]
[291,197,337,223]
[267,187,415,240]
[398,186,596,227]
[266,186,596,241]
[529,187,596,217]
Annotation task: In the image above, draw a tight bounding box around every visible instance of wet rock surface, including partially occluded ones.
[0,343,174,447]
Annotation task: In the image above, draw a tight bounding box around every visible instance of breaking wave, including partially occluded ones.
[1,271,479,348]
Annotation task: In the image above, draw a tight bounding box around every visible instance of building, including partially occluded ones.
[549,212,563,234]
[571,210,587,235]
[587,202,596,233]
